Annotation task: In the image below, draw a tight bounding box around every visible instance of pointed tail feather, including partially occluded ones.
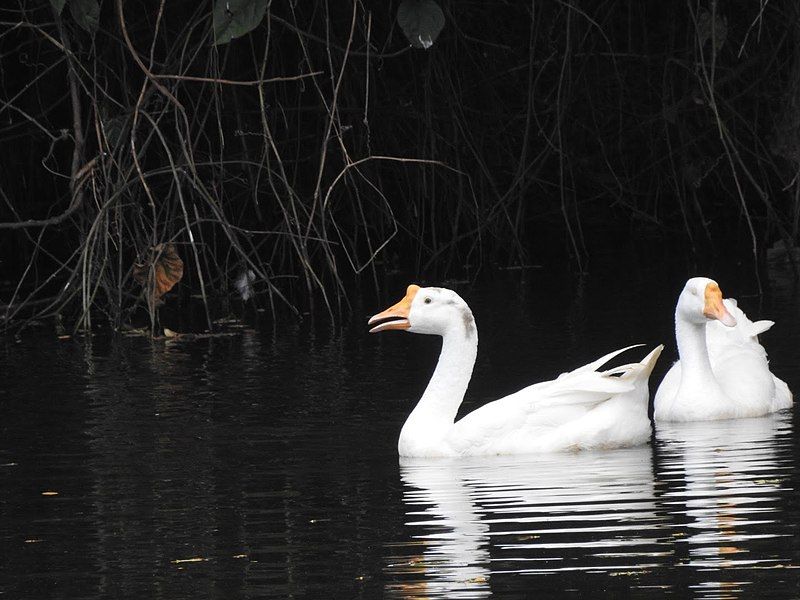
[605,344,662,382]
[751,320,774,336]
[638,344,663,378]
[571,343,661,380]
[538,344,660,407]
[568,344,645,376]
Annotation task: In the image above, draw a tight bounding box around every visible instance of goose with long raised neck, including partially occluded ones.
[369,284,663,458]
[654,277,792,422]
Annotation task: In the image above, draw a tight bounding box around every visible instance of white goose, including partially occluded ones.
[369,284,663,458]
[654,277,792,422]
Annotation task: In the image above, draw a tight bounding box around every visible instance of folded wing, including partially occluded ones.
[447,345,661,455]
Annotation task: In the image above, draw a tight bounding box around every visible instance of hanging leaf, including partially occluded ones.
[50,0,66,15]
[69,0,100,35]
[397,0,445,50]
[133,243,184,307]
[213,0,268,45]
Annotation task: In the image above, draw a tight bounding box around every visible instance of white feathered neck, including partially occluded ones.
[398,306,478,456]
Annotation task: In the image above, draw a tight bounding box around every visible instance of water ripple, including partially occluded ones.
[386,412,797,598]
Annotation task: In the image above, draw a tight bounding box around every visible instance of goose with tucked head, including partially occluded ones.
[369,284,663,458]
[654,277,792,422]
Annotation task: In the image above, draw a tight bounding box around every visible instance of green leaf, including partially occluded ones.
[69,0,100,35]
[213,0,268,46]
[397,0,445,50]
[50,0,66,15]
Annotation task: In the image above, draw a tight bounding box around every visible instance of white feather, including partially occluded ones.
[654,278,792,422]
[370,286,663,457]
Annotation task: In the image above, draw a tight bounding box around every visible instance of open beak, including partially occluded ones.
[368,284,420,333]
[703,282,737,327]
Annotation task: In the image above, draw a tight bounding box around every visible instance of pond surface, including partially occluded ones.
[2,258,800,598]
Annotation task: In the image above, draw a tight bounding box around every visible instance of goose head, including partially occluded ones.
[368,284,476,338]
[677,277,737,327]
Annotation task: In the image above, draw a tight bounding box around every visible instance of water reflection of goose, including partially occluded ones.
[655,413,794,596]
[388,461,492,599]
[386,447,663,598]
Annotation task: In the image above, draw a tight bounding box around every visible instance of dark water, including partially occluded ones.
[3,261,800,598]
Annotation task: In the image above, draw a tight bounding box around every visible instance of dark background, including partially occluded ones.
[2,0,800,331]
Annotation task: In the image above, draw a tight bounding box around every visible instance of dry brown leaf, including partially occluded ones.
[133,243,184,307]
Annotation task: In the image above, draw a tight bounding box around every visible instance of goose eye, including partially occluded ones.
[424,297,432,304]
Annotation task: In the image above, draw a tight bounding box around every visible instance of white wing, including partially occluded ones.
[706,298,772,354]
[447,345,661,455]
[657,298,792,416]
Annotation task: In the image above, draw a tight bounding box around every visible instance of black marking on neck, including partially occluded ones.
[460,306,476,338]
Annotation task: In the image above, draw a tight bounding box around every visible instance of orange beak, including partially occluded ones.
[368,284,420,333]
[703,282,737,327]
